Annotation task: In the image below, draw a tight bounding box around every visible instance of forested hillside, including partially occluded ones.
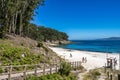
[23,24,68,42]
[0,0,68,41]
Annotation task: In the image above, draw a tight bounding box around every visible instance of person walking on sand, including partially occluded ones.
[85,57,87,63]
[114,58,117,66]
[82,57,84,63]
[70,53,72,57]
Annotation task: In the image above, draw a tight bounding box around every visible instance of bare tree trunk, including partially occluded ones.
[12,15,15,34]
[14,12,18,34]
[19,12,23,36]
[9,21,12,34]
[20,1,28,36]
[5,14,9,33]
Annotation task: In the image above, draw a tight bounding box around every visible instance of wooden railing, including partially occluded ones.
[0,61,81,80]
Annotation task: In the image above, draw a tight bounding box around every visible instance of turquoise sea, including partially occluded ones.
[59,40,120,53]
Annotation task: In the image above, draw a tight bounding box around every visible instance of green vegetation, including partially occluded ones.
[24,25,68,42]
[59,62,71,76]
[0,38,62,73]
[37,42,44,47]
[83,69,101,80]
[27,73,77,80]
[0,41,44,66]
[73,65,86,72]
[37,27,68,41]
[26,62,77,80]
[0,67,3,73]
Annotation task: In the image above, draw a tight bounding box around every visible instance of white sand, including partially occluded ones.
[50,47,120,70]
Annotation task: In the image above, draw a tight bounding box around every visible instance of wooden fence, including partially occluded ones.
[0,61,81,80]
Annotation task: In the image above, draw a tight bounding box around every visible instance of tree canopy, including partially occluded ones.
[24,24,68,42]
[0,0,69,41]
[0,0,44,37]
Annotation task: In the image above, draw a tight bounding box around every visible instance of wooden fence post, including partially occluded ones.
[77,61,78,68]
[110,74,112,80]
[75,62,77,68]
[80,61,81,66]
[50,66,52,74]
[107,71,109,78]
[118,74,120,80]
[74,62,75,69]
[76,62,78,68]
[43,63,45,75]
[70,62,72,68]
[74,62,75,68]
[72,62,73,68]
[58,63,60,70]
[78,61,79,67]
[23,65,27,80]
[77,61,79,68]
[105,63,106,73]
[60,60,62,69]
[75,62,77,69]
[76,62,77,69]
[79,61,80,66]
[71,62,72,67]
[8,65,12,80]
[34,64,37,76]
[71,62,72,68]
[56,64,58,72]
[75,62,76,68]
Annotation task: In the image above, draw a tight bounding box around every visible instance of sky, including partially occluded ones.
[31,0,120,40]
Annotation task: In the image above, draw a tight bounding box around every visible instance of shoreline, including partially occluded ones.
[49,46,119,70]
[55,46,119,55]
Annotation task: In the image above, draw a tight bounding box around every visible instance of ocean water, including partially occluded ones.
[59,40,120,53]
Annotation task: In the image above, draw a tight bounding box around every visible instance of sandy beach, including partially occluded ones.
[49,46,119,70]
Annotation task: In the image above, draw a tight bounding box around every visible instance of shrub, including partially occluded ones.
[37,42,48,52]
[59,41,62,45]
[91,69,101,76]
[59,62,71,76]
[37,42,43,47]
[83,69,101,80]
[26,73,77,80]
[0,67,3,73]
[73,65,84,71]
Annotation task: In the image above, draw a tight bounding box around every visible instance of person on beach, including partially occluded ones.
[85,57,87,63]
[82,57,84,63]
[114,60,116,69]
[70,53,72,57]
[115,60,117,65]
[107,58,111,67]
[114,58,117,66]
[82,57,87,63]
[110,59,112,69]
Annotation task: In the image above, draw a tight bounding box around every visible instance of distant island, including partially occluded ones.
[99,37,120,40]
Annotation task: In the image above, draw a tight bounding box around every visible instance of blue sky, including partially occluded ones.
[32,0,120,40]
